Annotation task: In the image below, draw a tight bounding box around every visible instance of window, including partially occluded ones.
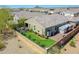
[34,25,36,30]
[25,23,28,27]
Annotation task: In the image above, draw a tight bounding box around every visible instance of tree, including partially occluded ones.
[0,8,12,33]
[18,18,26,27]
[0,8,12,49]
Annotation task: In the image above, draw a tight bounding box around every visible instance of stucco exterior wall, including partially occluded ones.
[45,22,67,36]
[26,19,45,36]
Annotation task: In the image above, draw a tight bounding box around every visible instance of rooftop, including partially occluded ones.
[69,17,79,22]
[62,8,79,14]
[12,11,46,20]
[26,14,69,28]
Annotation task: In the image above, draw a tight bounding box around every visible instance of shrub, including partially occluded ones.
[32,39,36,41]
[27,35,29,38]
[29,29,33,32]
[22,32,26,36]
[70,40,76,47]
[41,45,45,48]
[18,18,26,27]
[0,41,5,49]
[60,46,64,48]
[37,41,40,44]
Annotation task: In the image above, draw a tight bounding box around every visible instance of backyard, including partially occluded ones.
[22,31,56,48]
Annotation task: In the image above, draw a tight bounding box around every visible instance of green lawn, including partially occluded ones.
[22,31,56,48]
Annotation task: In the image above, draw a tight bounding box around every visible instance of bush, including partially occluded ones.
[41,45,45,48]
[18,18,26,27]
[32,39,36,41]
[21,32,24,35]
[70,40,76,47]
[28,35,32,39]
[0,41,5,49]
[29,29,33,32]
[36,41,40,44]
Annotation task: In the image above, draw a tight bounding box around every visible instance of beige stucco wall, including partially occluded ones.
[26,19,45,36]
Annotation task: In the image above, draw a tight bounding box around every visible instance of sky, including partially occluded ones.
[0,5,79,8]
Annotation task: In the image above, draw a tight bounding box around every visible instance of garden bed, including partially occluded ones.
[22,31,56,48]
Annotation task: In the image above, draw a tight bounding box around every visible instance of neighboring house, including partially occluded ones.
[25,14,69,37]
[28,8,50,13]
[70,17,79,24]
[47,11,54,15]
[12,11,46,24]
[60,11,79,17]
[52,8,67,14]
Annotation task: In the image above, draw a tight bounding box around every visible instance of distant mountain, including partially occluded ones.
[0,5,9,8]
[34,5,43,8]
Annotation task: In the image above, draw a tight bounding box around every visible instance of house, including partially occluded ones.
[47,11,54,15]
[70,17,79,24]
[60,11,79,17]
[12,11,45,24]
[25,14,69,37]
[52,8,67,14]
[60,9,79,17]
[28,8,50,13]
